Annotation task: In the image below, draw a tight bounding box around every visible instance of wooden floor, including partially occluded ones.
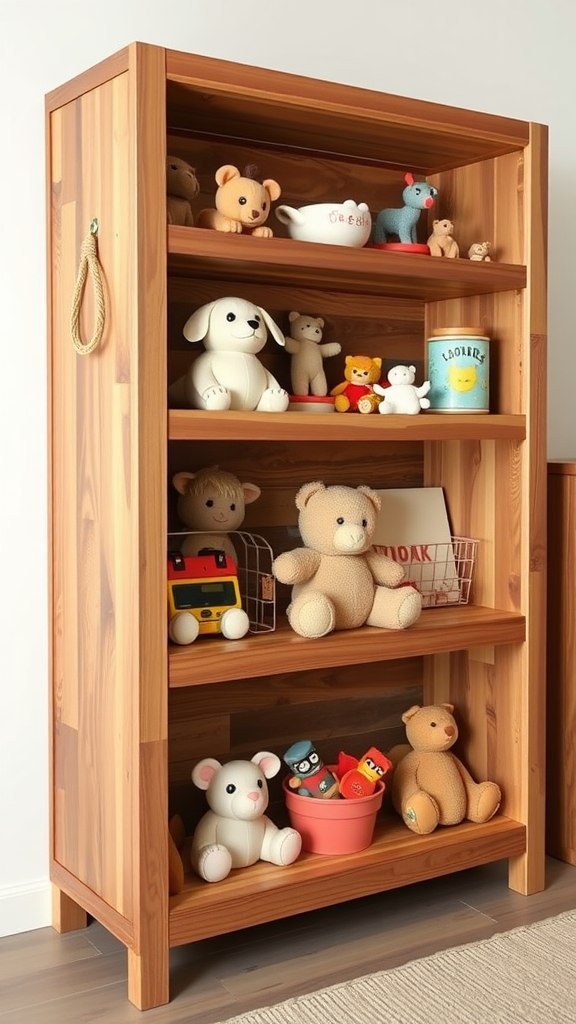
[2,856,576,1023]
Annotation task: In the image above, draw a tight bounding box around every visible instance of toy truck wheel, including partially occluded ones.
[169,612,200,645]
[220,608,250,640]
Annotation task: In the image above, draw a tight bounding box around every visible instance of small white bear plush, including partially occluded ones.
[190,752,302,882]
[374,365,431,415]
[284,311,341,396]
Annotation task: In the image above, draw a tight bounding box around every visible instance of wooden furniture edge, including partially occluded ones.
[165,47,531,148]
[168,817,526,945]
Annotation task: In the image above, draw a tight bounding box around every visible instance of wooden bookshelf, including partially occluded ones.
[46,42,547,1009]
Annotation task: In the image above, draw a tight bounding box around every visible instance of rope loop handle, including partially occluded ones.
[70,219,106,355]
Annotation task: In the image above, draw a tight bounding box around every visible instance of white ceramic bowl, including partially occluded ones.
[275,200,371,247]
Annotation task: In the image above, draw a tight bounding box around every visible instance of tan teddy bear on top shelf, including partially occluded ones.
[197,164,281,238]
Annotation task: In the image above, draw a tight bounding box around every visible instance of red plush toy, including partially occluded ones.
[337,746,393,799]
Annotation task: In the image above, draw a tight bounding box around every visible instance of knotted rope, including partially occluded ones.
[70,219,105,355]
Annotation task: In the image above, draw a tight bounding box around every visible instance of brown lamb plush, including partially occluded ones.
[427,218,459,258]
[166,155,200,226]
[390,703,501,835]
[197,164,281,237]
[272,482,422,638]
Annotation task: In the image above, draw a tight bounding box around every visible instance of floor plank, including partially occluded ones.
[1,857,576,1024]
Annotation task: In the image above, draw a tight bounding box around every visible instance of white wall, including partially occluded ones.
[0,0,574,937]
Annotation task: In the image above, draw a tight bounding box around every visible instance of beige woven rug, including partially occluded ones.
[217,909,576,1024]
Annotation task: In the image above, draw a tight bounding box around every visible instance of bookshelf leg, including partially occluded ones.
[51,884,88,932]
[128,944,170,1011]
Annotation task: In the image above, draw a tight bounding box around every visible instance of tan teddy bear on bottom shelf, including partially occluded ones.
[389,703,501,835]
[272,482,422,638]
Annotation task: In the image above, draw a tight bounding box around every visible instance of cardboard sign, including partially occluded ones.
[372,488,461,606]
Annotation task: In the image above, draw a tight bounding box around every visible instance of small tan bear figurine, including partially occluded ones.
[427,218,459,258]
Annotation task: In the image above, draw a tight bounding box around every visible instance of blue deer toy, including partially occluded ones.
[373,173,438,245]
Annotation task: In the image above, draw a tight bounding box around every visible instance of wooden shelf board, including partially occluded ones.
[169,815,525,947]
[168,606,525,688]
[166,50,529,173]
[168,227,526,300]
[168,409,526,443]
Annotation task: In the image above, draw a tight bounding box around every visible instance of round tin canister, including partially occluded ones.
[427,327,490,413]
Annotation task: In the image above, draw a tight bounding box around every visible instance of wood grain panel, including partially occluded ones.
[47,43,170,1006]
[168,228,526,301]
[168,609,525,688]
[167,663,422,803]
[547,463,576,866]
[168,817,526,946]
[50,71,142,916]
[167,439,423,535]
[507,123,547,897]
[165,50,529,173]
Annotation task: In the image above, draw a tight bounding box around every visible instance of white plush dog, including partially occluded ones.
[178,296,289,412]
[191,751,302,882]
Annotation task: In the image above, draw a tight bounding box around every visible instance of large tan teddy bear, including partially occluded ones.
[427,218,459,258]
[285,311,341,397]
[197,164,281,238]
[390,703,501,834]
[272,482,422,638]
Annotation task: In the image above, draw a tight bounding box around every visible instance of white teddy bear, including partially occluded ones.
[190,751,302,882]
[170,296,290,412]
[374,364,431,415]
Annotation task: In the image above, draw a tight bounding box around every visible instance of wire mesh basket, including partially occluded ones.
[386,536,478,608]
[234,531,276,633]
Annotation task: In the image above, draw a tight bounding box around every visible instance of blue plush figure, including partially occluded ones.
[283,740,340,799]
[373,173,438,245]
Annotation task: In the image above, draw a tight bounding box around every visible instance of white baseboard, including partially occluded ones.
[0,878,52,937]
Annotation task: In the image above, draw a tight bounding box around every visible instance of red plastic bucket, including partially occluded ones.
[283,769,384,854]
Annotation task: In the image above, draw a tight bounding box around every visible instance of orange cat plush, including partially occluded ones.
[330,355,383,413]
